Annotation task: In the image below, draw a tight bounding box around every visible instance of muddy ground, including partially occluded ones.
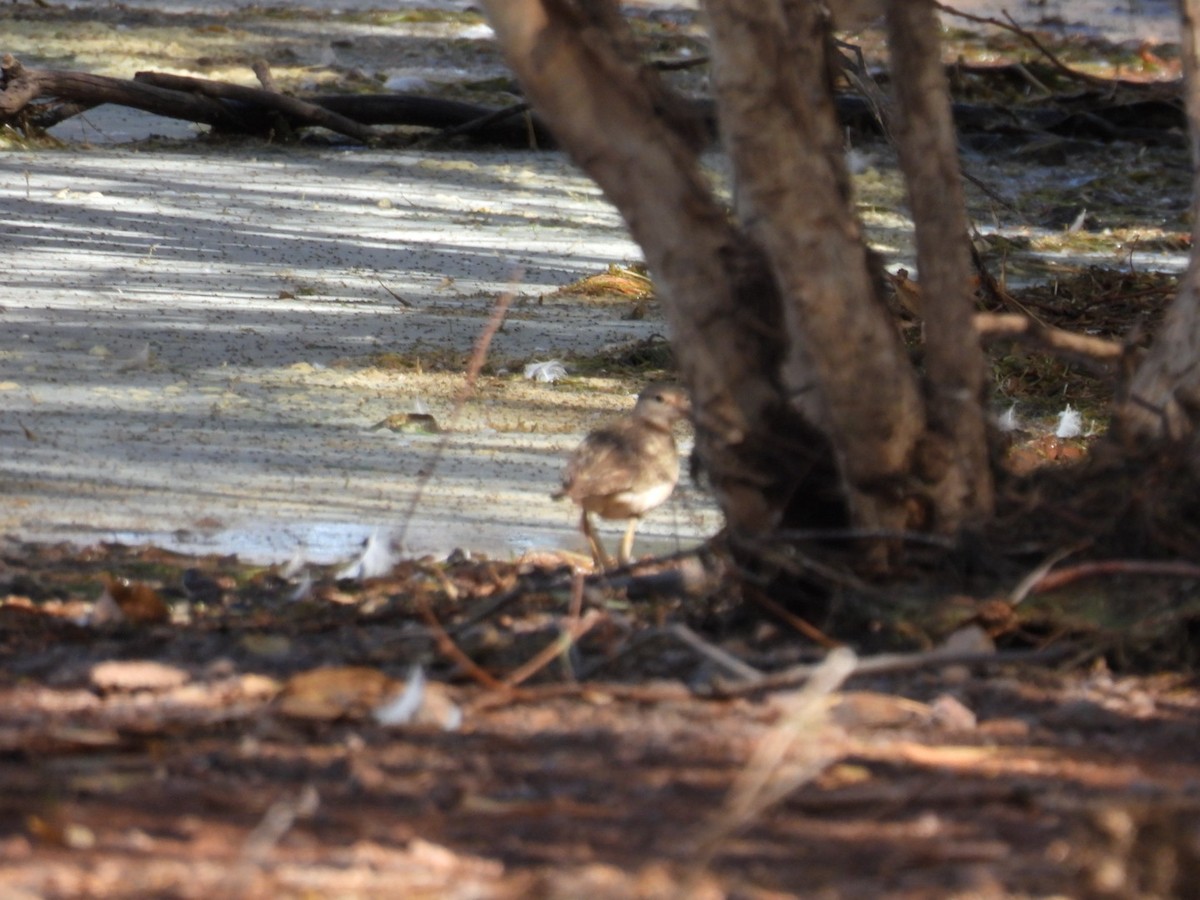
[2,1,1200,897]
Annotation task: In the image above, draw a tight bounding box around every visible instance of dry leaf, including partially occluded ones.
[93,575,169,626]
[90,660,189,693]
[831,691,933,729]
[278,666,399,721]
[371,412,441,434]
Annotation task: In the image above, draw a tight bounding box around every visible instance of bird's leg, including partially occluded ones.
[618,517,640,565]
[580,511,615,570]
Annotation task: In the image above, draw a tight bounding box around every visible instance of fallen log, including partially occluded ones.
[305,93,554,146]
[1,54,249,132]
[0,55,555,147]
[133,70,377,143]
[0,53,1186,151]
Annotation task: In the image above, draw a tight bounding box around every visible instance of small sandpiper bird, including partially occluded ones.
[553,383,690,568]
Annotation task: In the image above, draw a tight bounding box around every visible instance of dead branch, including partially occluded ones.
[250,59,278,93]
[3,53,1183,152]
[0,55,557,147]
[1030,559,1200,594]
[307,93,557,146]
[710,645,1075,698]
[935,2,1131,90]
[1,53,246,130]
[975,311,1129,369]
[133,70,377,143]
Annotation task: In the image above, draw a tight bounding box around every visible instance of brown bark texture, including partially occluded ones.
[0,54,240,128]
[1116,0,1200,446]
[703,0,925,536]
[0,55,552,147]
[482,0,845,539]
[483,0,1003,559]
[884,0,994,528]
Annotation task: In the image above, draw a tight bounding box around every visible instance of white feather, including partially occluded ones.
[1055,405,1083,439]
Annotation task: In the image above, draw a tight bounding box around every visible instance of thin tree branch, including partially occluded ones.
[974,311,1128,368]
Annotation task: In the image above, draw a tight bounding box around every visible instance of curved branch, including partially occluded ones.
[974,312,1128,368]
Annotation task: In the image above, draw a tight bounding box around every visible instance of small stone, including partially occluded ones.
[930,694,977,731]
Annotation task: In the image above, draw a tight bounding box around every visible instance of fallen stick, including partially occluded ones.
[1,53,244,130]
[0,55,555,146]
[974,311,1130,368]
[134,70,377,143]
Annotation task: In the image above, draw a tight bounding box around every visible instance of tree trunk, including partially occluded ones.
[482,0,845,541]
[482,0,996,570]
[885,0,994,528]
[1116,0,1200,445]
[704,0,925,537]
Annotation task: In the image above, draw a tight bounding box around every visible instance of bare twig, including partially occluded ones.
[710,645,1076,698]
[223,784,320,892]
[668,624,765,682]
[243,785,320,863]
[503,607,602,688]
[425,101,532,145]
[835,38,894,141]
[452,545,711,635]
[1029,559,1200,594]
[416,589,509,691]
[376,279,413,308]
[134,70,377,143]
[975,311,1127,368]
[744,585,842,649]
[395,271,521,550]
[575,619,764,683]
[934,3,1117,89]
[1008,541,1089,606]
[761,527,958,548]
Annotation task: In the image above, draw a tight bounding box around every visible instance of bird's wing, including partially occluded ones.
[561,427,642,500]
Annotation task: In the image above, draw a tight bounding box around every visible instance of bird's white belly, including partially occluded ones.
[587,479,677,519]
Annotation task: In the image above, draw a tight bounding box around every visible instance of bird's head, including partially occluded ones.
[633,382,691,428]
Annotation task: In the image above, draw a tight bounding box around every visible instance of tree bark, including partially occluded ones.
[0,55,555,147]
[482,0,1004,571]
[0,54,243,129]
[704,0,925,536]
[885,0,993,528]
[133,71,377,143]
[1115,0,1200,445]
[481,0,844,537]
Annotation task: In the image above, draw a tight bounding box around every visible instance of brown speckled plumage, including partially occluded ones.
[554,383,690,568]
